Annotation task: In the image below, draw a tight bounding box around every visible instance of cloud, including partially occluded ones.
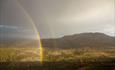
[0,25,34,33]
[102,24,115,36]
[0,0,114,38]
[0,25,18,29]
[0,25,37,39]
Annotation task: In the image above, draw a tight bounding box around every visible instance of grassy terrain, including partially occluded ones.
[1,47,115,62]
[0,47,115,70]
[0,47,40,62]
[44,48,115,62]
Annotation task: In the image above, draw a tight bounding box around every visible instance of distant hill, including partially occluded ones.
[41,33,115,49]
[0,39,39,48]
[1,32,115,48]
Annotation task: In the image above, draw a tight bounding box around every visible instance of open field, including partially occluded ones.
[0,47,40,62]
[0,47,115,70]
[1,47,115,62]
[44,48,115,62]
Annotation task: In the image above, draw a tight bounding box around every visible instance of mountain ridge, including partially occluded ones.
[41,32,115,49]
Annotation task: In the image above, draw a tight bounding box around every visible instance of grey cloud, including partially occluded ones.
[0,0,114,39]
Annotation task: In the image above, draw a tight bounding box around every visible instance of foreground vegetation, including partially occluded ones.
[44,47,115,62]
[0,47,115,70]
[0,47,115,62]
[0,47,40,62]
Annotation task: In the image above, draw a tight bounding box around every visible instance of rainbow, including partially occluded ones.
[16,0,43,63]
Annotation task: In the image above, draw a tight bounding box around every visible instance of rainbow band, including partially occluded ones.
[16,0,43,63]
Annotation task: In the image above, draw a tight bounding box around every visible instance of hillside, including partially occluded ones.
[41,33,115,49]
[0,33,115,70]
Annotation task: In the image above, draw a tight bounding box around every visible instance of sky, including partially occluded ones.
[0,0,114,39]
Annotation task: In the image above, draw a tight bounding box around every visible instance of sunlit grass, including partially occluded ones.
[0,47,40,62]
[44,48,115,62]
[0,47,115,62]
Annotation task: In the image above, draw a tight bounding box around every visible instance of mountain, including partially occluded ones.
[41,33,115,49]
[0,39,39,48]
[1,32,115,48]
